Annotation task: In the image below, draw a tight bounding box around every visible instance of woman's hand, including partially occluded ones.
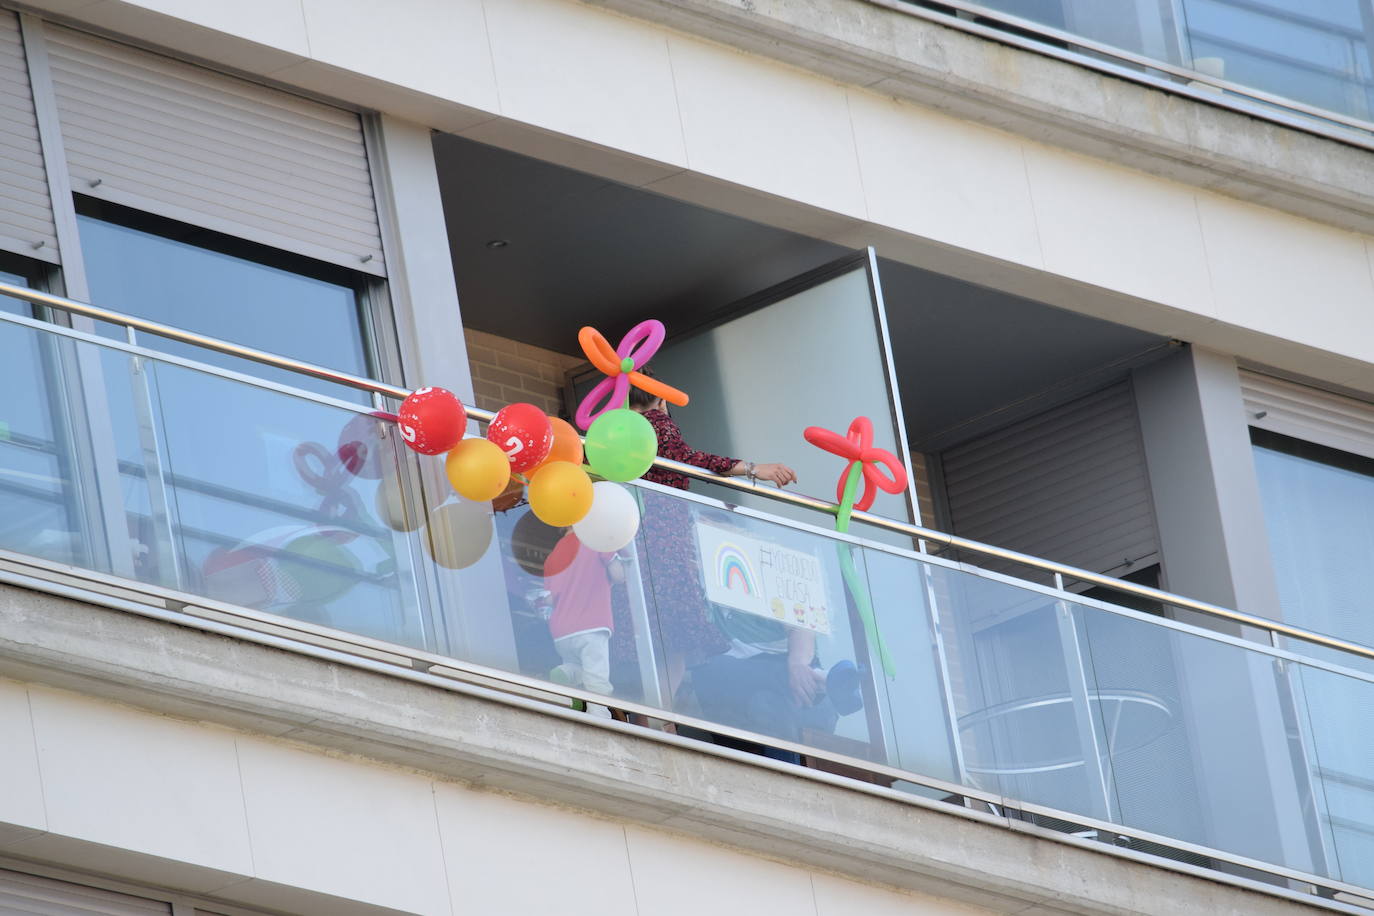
[753,462,797,487]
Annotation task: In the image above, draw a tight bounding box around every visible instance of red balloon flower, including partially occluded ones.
[803,416,908,512]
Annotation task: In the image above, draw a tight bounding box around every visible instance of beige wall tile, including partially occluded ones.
[26,687,254,874]
[624,825,816,916]
[300,0,497,111]
[235,737,450,915]
[1023,144,1214,316]
[848,88,1041,270]
[485,0,686,169]
[435,784,638,916]
[1198,193,1374,363]
[668,35,866,220]
[0,680,45,837]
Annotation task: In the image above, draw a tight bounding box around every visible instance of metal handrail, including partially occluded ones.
[7,280,1374,666]
[863,0,1374,151]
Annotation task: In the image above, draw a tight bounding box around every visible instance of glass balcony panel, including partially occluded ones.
[921,0,1374,127]
[141,359,429,648]
[853,547,962,786]
[0,318,96,569]
[917,564,1117,816]
[636,486,888,764]
[1294,663,1374,889]
[1077,602,1329,876]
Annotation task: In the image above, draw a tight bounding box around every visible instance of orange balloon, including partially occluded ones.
[527,461,594,527]
[446,438,511,502]
[533,416,584,471]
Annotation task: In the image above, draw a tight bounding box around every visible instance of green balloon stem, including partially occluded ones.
[620,357,635,373]
[833,461,894,677]
[835,462,862,535]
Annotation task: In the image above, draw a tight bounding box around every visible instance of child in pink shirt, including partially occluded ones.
[544,531,623,696]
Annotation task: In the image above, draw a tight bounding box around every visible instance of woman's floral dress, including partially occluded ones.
[634,408,737,661]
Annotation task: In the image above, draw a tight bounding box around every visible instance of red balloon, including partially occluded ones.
[397,387,466,455]
[486,403,553,473]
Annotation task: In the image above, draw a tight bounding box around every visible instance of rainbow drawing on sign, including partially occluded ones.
[716,543,759,596]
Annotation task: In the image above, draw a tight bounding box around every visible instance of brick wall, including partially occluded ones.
[463,329,584,417]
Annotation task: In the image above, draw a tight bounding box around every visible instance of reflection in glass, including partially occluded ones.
[1294,664,1374,888]
[922,0,1374,123]
[142,361,427,646]
[77,208,373,402]
[0,276,89,567]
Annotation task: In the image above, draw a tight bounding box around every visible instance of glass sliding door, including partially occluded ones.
[651,249,918,538]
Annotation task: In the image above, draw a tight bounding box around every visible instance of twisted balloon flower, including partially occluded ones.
[803,416,909,678]
[574,319,688,430]
[803,416,908,528]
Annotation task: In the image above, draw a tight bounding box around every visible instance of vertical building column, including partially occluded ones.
[1133,345,1324,877]
[1133,345,1282,626]
[366,115,515,669]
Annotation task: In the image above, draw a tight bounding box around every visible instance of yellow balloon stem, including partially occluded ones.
[833,461,893,677]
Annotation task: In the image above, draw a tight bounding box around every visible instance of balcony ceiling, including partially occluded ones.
[435,132,1167,450]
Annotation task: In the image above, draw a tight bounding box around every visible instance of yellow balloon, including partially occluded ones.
[527,460,594,527]
[446,438,511,502]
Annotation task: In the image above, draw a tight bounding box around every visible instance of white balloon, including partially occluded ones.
[573,482,641,553]
[425,498,494,569]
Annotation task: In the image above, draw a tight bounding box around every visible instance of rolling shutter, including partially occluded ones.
[0,11,58,263]
[941,381,1159,580]
[0,867,171,915]
[45,26,385,276]
[1241,370,1374,461]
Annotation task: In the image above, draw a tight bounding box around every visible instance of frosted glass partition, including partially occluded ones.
[652,250,916,539]
[5,310,1374,895]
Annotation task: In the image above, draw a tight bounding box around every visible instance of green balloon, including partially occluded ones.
[585,409,657,482]
[282,533,362,604]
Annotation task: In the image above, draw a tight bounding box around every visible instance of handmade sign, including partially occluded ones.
[694,521,831,635]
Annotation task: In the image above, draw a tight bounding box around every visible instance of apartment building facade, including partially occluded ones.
[0,0,1373,914]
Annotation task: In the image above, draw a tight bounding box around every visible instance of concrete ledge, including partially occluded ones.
[0,579,1344,916]
[593,0,1374,237]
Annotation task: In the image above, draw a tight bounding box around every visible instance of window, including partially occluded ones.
[1250,427,1374,648]
[75,199,376,403]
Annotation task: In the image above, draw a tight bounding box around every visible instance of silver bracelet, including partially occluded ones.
[745,461,757,481]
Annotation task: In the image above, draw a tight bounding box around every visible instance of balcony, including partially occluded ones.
[890,0,1374,146]
[1,281,1372,910]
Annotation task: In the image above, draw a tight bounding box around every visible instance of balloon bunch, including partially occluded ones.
[803,416,909,678]
[384,319,690,571]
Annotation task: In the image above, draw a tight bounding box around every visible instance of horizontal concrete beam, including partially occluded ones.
[594,0,1374,237]
[0,578,1343,916]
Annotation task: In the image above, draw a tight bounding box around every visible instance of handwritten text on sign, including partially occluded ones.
[695,522,831,634]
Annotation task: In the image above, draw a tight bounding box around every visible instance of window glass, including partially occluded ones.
[77,206,373,402]
[1180,0,1374,119]
[1251,428,1374,648]
[0,262,87,566]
